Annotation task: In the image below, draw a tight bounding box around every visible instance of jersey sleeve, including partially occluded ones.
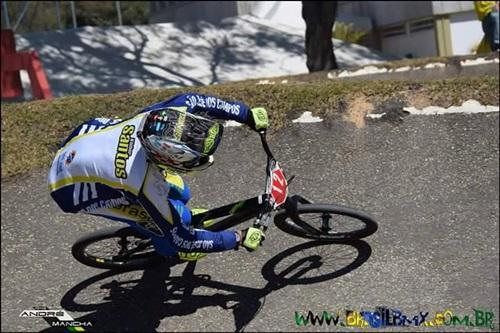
[139,93,252,125]
[138,164,238,252]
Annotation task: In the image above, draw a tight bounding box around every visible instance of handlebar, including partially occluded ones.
[252,130,271,231]
[253,130,296,234]
[259,130,295,184]
[259,130,274,160]
[254,129,293,232]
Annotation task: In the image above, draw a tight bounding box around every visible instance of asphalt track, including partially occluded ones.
[1,110,499,332]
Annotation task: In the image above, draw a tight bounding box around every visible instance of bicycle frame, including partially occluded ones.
[72,131,368,268]
[191,131,313,233]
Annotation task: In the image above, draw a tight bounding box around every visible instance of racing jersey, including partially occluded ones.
[48,93,252,255]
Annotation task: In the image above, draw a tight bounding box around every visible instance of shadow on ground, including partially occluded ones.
[43,240,372,332]
[15,16,395,98]
[16,19,303,96]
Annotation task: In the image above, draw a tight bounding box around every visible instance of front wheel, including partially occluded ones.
[72,226,164,270]
[274,204,377,241]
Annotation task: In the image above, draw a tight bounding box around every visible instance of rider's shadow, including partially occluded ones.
[44,239,372,332]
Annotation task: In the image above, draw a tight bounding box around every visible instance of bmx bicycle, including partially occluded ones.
[72,131,378,270]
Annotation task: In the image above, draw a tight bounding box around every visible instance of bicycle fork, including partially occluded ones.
[253,211,272,232]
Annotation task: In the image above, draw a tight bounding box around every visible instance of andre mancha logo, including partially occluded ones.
[19,307,93,331]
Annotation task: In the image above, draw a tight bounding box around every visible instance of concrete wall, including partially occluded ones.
[149,1,306,29]
[432,1,475,15]
[247,1,305,30]
[449,10,484,55]
[149,1,239,23]
[338,1,433,27]
[382,28,437,58]
[147,1,482,58]
[381,9,483,58]
[339,1,477,27]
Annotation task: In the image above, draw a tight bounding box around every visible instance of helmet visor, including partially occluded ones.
[139,107,223,170]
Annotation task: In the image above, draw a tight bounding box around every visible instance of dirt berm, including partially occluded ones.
[1,54,499,179]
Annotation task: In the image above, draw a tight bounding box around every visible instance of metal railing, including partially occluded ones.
[1,1,145,33]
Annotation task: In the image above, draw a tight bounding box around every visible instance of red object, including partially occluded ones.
[1,29,52,100]
[269,163,288,208]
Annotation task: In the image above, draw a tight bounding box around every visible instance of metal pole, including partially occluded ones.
[13,1,30,32]
[70,1,77,29]
[2,1,11,28]
[115,1,122,25]
[55,1,62,30]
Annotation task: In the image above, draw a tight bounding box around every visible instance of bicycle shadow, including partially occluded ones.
[44,239,372,332]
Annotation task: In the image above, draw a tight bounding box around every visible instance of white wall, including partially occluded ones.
[339,1,433,27]
[449,11,484,55]
[149,1,238,24]
[382,28,437,58]
[248,1,305,30]
[15,15,394,97]
[432,1,475,15]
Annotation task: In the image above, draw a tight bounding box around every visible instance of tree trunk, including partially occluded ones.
[302,1,338,72]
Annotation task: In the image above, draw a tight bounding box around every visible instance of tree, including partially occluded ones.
[1,1,149,33]
[302,1,338,72]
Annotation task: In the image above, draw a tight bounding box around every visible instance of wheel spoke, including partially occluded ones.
[114,240,153,259]
[117,236,129,255]
[297,215,323,234]
[275,204,378,241]
[73,227,164,270]
[305,213,364,236]
[320,213,331,232]
[84,235,154,261]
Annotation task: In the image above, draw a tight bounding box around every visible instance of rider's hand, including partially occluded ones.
[248,107,269,132]
[235,227,265,251]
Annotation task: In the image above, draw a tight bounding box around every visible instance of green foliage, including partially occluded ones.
[1,1,149,33]
[332,22,367,45]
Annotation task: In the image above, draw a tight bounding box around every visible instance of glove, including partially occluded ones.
[248,107,269,131]
[236,227,265,251]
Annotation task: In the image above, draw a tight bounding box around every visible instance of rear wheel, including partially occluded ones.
[71,226,165,270]
[274,204,377,240]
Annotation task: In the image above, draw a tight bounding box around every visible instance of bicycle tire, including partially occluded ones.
[71,226,164,270]
[274,203,377,240]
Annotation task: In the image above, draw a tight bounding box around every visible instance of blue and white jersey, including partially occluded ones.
[48,93,252,255]
[138,92,251,122]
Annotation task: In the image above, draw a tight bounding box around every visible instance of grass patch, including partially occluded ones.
[2,75,499,179]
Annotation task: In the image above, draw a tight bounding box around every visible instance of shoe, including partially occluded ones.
[192,208,215,228]
[177,251,207,261]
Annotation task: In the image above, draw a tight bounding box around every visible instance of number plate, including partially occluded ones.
[268,162,288,208]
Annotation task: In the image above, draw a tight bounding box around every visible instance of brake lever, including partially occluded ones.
[254,214,270,233]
